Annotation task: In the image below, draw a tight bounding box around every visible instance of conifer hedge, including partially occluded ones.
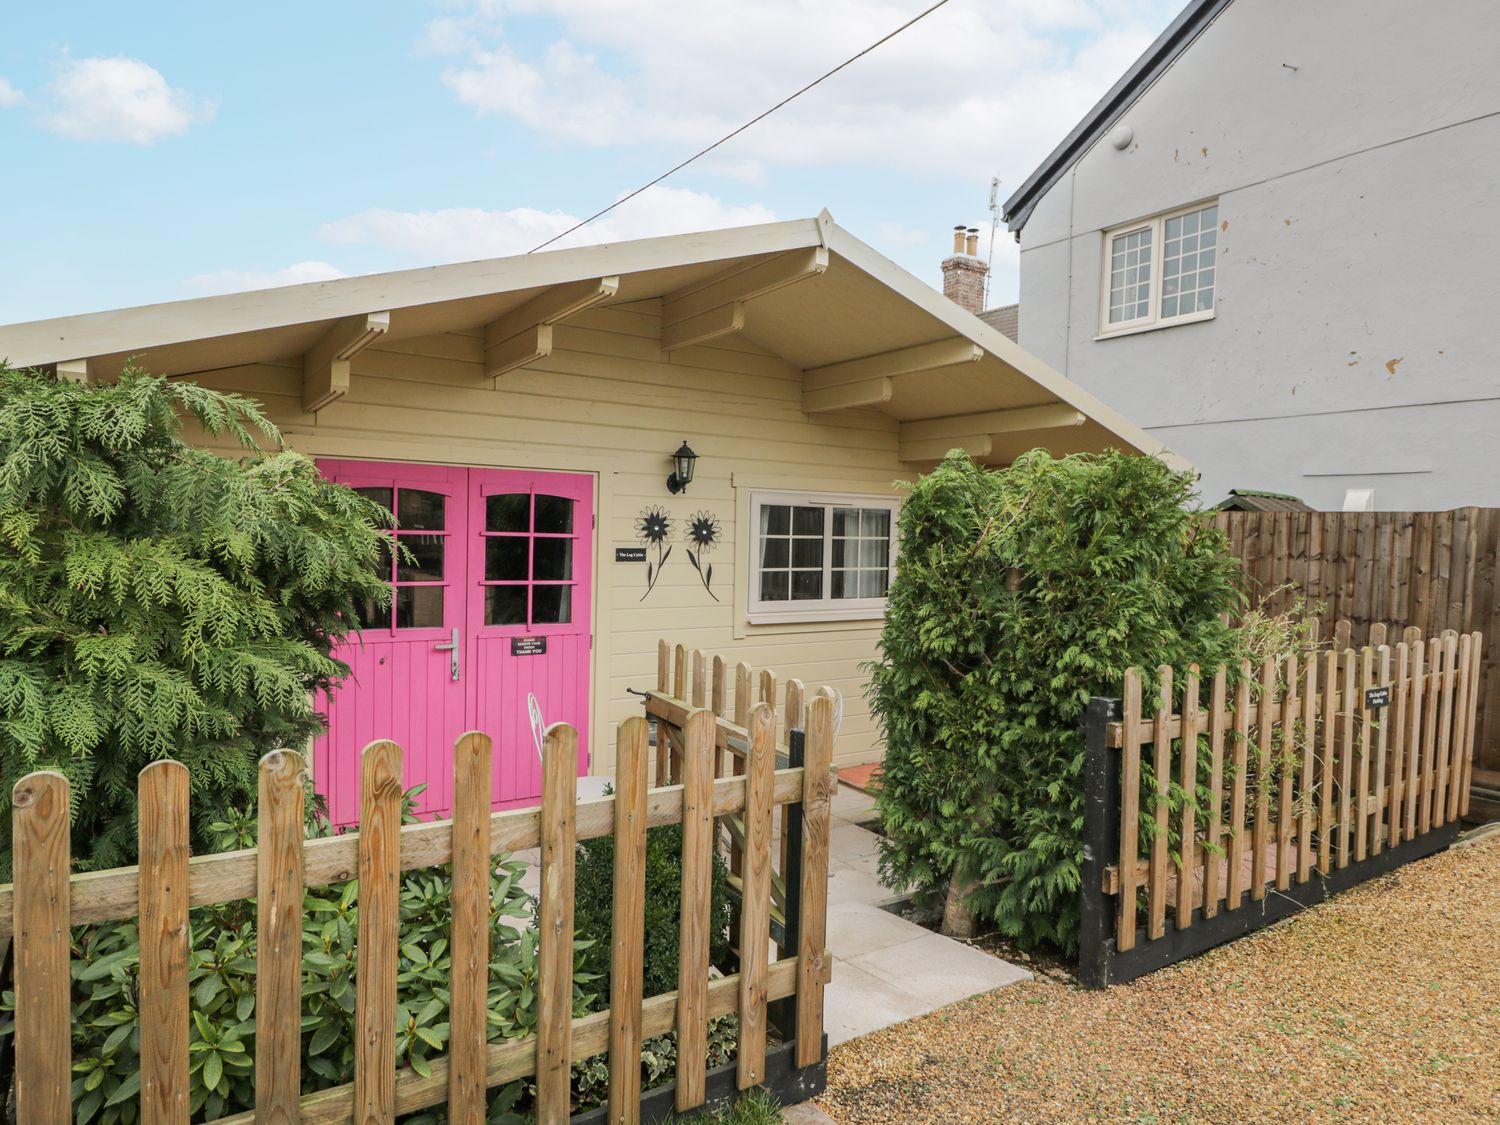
[868,449,1246,953]
[0,364,390,875]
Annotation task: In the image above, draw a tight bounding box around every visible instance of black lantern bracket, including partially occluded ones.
[666,440,698,494]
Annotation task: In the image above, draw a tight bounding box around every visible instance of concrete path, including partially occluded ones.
[820,783,1031,1048]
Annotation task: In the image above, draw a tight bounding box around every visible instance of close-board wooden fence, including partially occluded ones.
[1078,622,1482,988]
[2,692,836,1122]
[1212,507,1500,786]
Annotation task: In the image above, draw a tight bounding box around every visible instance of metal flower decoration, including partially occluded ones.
[684,510,721,602]
[636,506,672,600]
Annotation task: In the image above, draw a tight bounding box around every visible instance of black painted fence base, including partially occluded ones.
[1080,819,1461,989]
[570,1037,828,1124]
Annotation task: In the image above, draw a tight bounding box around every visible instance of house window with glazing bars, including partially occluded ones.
[1100,200,1219,336]
[748,490,898,623]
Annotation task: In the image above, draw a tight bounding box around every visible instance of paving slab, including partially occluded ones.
[781,1103,839,1124]
[822,960,931,1048]
[829,820,880,861]
[826,901,930,959]
[825,865,891,907]
[844,931,1032,1009]
[830,784,877,825]
[816,811,1033,1049]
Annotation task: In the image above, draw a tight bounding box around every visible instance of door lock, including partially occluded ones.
[434,627,460,682]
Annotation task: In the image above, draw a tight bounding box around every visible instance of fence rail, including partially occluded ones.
[1079,623,1482,987]
[3,649,836,1123]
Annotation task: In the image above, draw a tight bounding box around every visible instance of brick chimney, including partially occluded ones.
[941,224,988,314]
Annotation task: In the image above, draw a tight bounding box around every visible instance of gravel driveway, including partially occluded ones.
[816,833,1500,1124]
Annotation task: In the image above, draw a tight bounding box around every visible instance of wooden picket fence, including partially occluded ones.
[1212,507,1500,780]
[1,670,835,1121]
[641,640,837,964]
[1078,622,1483,987]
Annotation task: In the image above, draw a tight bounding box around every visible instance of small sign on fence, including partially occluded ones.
[1364,685,1391,710]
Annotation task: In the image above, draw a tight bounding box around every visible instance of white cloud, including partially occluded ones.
[427,1,1175,178]
[0,78,24,108]
[45,56,215,144]
[183,261,347,297]
[318,184,777,262]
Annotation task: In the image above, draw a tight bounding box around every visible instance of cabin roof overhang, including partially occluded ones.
[0,210,1188,473]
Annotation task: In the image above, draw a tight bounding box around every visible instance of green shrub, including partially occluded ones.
[869,449,1246,953]
[0,364,390,875]
[569,822,733,1004]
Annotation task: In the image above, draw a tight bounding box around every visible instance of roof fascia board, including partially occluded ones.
[0,217,824,370]
[1002,0,1235,234]
[820,221,1193,473]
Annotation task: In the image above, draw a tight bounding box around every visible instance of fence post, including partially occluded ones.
[12,772,71,1123]
[768,728,805,1042]
[737,705,777,1090]
[794,695,834,1069]
[608,717,650,1124]
[538,723,578,1125]
[1079,696,1121,989]
[254,751,305,1124]
[354,740,403,1123]
[674,709,715,1113]
[138,760,190,1125]
[450,732,493,1124]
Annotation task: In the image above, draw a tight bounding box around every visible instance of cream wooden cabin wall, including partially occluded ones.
[181,297,908,772]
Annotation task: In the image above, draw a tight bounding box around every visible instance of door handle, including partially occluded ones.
[434,627,460,682]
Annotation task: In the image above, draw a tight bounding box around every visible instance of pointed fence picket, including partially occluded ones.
[1081,622,1483,987]
[1,649,836,1122]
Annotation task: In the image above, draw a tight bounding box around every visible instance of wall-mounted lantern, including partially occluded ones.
[666,440,698,495]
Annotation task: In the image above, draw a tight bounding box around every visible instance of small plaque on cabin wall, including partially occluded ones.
[1364,685,1391,710]
[511,636,547,656]
[615,546,648,563]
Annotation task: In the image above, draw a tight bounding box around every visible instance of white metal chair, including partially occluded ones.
[528,691,611,799]
[528,692,547,762]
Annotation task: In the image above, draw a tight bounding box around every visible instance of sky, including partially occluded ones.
[0,0,1183,325]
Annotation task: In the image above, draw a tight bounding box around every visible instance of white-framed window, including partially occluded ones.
[1099,200,1219,336]
[747,489,898,624]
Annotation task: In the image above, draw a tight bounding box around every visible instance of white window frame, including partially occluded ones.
[1097,199,1219,339]
[746,489,899,625]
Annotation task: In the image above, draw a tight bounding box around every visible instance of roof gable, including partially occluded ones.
[1002,0,1235,234]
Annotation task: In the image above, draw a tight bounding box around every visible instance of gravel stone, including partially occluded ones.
[816,835,1500,1124]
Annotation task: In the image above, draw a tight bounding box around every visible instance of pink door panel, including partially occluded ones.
[315,459,593,824]
[470,471,593,806]
[316,460,469,824]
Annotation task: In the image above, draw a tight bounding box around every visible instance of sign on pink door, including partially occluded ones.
[316,460,592,825]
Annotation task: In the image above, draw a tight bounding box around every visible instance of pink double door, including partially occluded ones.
[315,459,593,825]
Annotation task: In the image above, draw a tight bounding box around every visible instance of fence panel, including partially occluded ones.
[1217,507,1500,786]
[1081,623,1483,987]
[3,660,834,1121]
